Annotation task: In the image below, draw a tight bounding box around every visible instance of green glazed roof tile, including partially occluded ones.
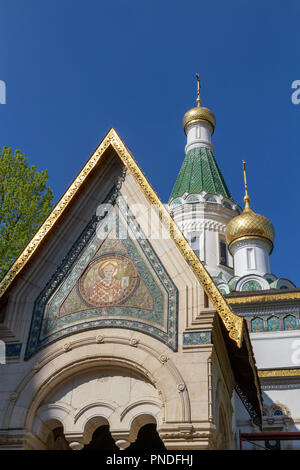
[169,147,232,201]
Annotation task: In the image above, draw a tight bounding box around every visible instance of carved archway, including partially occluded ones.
[5,336,191,449]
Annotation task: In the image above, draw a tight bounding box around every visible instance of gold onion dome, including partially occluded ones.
[225,162,274,251]
[182,74,216,135]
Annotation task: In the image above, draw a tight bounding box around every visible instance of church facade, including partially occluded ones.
[0,83,299,450]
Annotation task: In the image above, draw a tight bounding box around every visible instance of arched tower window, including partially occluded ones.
[241,280,262,292]
[219,237,228,266]
[251,317,265,333]
[283,315,298,330]
[267,315,281,331]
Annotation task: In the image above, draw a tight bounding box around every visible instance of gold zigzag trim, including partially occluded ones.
[258,369,300,378]
[0,129,244,347]
[227,291,300,304]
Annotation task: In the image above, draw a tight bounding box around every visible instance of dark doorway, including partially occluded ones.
[82,425,119,451]
[125,424,166,452]
[81,423,165,451]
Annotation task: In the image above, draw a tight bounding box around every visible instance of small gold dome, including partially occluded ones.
[183,105,216,135]
[225,196,274,250]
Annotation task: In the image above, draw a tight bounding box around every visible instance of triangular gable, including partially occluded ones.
[25,194,178,358]
[0,128,262,423]
[0,129,244,348]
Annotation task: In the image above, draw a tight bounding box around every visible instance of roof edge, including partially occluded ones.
[227,289,300,304]
[0,128,243,350]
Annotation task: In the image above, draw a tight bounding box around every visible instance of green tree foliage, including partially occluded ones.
[0,147,53,279]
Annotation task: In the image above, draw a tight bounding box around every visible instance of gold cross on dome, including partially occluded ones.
[196,73,202,106]
[242,160,251,206]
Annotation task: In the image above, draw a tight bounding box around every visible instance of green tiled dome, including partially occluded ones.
[169,147,232,202]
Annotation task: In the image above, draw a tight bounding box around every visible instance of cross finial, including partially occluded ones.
[196,73,202,107]
[242,160,251,207]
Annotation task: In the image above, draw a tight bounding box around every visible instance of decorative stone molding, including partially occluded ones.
[177,219,227,233]
[159,354,168,363]
[158,424,221,449]
[110,430,136,450]
[261,383,300,390]
[9,392,18,402]
[230,237,272,254]
[69,441,84,451]
[177,383,186,393]
[114,439,131,450]
[95,334,104,343]
[63,342,72,352]
[263,401,291,418]
[129,338,139,347]
[5,340,191,433]
[32,363,40,374]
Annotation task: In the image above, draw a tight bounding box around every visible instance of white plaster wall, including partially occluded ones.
[231,239,271,277]
[262,388,300,431]
[205,230,221,277]
[185,121,213,153]
[250,330,300,369]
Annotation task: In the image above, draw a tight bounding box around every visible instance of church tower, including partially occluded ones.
[225,162,274,279]
[168,75,240,284]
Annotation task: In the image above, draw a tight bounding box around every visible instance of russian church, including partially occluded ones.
[0,78,299,451]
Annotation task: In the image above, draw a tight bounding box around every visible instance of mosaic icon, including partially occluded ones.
[78,254,138,307]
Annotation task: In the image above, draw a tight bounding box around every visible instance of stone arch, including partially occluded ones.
[31,405,72,450]
[32,402,74,437]
[31,364,161,449]
[6,336,190,449]
[38,418,64,450]
[126,415,166,451]
[119,402,161,443]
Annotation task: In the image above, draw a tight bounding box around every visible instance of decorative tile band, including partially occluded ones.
[5,343,22,358]
[230,304,300,333]
[249,314,299,333]
[183,331,211,346]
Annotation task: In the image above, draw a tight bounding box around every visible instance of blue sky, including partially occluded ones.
[1,0,300,285]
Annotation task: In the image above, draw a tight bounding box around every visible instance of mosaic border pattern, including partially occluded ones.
[231,304,300,333]
[183,331,211,346]
[25,187,178,359]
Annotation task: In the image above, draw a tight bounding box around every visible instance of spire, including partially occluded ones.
[182,76,216,135]
[170,76,232,202]
[169,147,232,201]
[225,162,274,251]
[242,160,251,211]
[196,73,202,107]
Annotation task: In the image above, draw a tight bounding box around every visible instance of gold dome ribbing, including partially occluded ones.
[225,196,274,248]
[225,162,274,250]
